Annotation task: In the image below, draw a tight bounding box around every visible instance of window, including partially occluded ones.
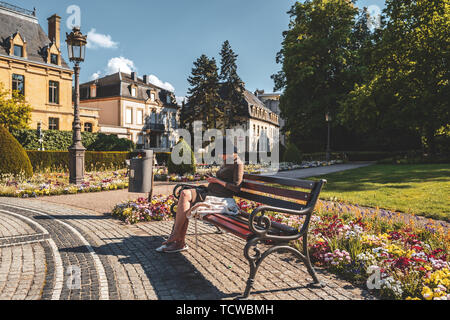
[50,53,58,65]
[12,74,25,96]
[48,118,59,131]
[136,109,143,125]
[49,81,59,104]
[13,45,23,57]
[126,108,133,124]
[166,95,171,104]
[131,87,137,97]
[84,123,93,132]
[151,92,155,102]
[137,135,143,145]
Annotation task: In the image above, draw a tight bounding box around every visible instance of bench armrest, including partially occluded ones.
[247,205,315,242]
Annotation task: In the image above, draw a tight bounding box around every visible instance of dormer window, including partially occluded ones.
[130,84,137,97]
[10,33,27,59]
[90,85,97,98]
[14,45,23,57]
[151,92,155,102]
[166,95,171,104]
[50,53,58,65]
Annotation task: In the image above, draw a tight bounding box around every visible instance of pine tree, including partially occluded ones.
[185,55,222,131]
[219,40,246,129]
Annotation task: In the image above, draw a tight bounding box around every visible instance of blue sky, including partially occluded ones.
[11,0,386,102]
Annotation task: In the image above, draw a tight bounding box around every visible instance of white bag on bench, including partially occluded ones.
[186,196,240,248]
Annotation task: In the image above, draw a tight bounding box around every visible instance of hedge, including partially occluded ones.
[12,129,135,152]
[27,151,130,172]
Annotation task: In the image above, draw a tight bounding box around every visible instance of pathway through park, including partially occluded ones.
[0,163,377,300]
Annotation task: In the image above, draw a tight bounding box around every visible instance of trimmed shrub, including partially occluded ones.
[168,139,196,175]
[0,126,33,178]
[26,151,130,172]
[283,143,302,164]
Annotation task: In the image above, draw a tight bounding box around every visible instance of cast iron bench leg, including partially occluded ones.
[303,233,325,288]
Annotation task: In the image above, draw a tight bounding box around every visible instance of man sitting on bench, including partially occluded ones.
[156,138,244,253]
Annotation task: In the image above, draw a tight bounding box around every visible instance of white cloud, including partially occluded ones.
[148,74,175,92]
[106,56,137,75]
[86,28,119,49]
[90,70,101,81]
[90,57,177,94]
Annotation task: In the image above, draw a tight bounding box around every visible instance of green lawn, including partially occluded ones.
[310,164,450,222]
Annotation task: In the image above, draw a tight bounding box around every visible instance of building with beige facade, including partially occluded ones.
[254,90,285,146]
[0,2,99,133]
[79,72,180,151]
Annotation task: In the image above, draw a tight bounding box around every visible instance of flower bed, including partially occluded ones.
[111,195,449,300]
[0,170,129,198]
[153,160,344,181]
[111,195,175,224]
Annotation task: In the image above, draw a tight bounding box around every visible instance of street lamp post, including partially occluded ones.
[326,112,332,162]
[66,27,87,185]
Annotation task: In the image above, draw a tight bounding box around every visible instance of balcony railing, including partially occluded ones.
[0,1,35,16]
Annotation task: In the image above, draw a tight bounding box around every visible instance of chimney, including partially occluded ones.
[143,75,149,84]
[47,14,61,49]
[131,72,137,81]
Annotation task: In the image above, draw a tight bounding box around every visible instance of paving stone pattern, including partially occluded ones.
[0,197,376,300]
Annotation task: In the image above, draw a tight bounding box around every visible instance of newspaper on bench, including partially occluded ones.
[186,196,240,248]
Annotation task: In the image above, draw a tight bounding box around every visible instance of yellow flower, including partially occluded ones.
[422,286,433,301]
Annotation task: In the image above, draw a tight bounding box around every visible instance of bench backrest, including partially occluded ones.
[236,174,326,212]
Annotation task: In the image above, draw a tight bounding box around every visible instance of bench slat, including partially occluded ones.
[242,181,311,202]
[236,191,305,211]
[244,174,316,190]
[203,214,253,240]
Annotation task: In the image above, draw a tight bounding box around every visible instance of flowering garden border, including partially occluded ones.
[111,196,449,300]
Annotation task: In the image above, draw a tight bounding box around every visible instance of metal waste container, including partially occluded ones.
[128,150,154,193]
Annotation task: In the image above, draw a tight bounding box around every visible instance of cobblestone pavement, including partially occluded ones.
[0,197,376,300]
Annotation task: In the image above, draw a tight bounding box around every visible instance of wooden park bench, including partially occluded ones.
[171,173,327,299]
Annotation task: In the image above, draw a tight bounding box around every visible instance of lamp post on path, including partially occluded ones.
[66,27,87,185]
[326,112,332,162]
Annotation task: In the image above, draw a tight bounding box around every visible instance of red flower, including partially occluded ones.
[393,257,411,270]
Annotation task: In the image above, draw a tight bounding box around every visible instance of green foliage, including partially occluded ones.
[26,151,130,173]
[283,142,302,164]
[273,0,449,154]
[219,40,246,128]
[12,130,135,152]
[88,133,135,152]
[0,126,33,178]
[273,0,358,146]
[184,55,222,131]
[0,83,32,131]
[168,139,196,175]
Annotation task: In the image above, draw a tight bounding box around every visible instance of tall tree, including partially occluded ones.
[0,83,32,132]
[219,40,246,129]
[184,55,222,131]
[340,0,450,154]
[272,0,359,148]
